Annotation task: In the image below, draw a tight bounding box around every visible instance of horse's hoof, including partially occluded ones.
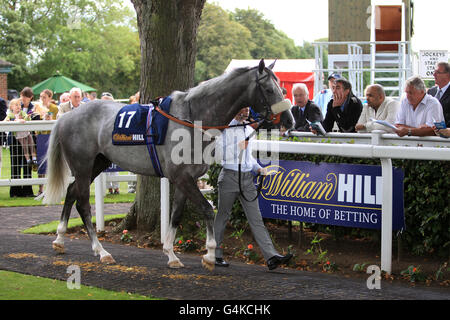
[168,260,184,269]
[100,254,116,265]
[52,242,65,254]
[202,257,215,271]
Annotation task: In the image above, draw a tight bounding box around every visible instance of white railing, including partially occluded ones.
[249,131,449,274]
[2,121,450,274]
[0,121,137,188]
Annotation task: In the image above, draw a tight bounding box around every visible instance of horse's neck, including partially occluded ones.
[185,71,253,127]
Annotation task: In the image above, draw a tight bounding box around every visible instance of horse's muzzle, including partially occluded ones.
[270,99,291,114]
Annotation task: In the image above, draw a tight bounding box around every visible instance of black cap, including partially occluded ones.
[327,73,341,80]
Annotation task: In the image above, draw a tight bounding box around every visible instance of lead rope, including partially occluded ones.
[237,121,267,202]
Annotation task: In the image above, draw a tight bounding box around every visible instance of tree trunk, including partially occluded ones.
[118,0,206,235]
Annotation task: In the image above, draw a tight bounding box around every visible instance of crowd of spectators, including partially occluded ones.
[0,86,137,197]
[291,62,449,138]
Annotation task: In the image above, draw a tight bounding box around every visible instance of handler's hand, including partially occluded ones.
[258,167,268,176]
[238,140,249,150]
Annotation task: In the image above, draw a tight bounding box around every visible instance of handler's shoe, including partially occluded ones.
[215,258,229,267]
[267,254,293,270]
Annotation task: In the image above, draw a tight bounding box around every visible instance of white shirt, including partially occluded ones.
[216,119,261,173]
[357,97,400,132]
[395,94,444,127]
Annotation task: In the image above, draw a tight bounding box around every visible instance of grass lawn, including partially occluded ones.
[0,270,157,300]
[0,147,135,207]
[22,213,126,234]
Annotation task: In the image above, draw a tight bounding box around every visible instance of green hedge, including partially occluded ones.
[206,141,450,258]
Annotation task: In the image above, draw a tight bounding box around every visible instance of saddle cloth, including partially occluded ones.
[112,96,172,146]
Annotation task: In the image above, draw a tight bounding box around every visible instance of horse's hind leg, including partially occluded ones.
[75,174,115,264]
[52,182,76,254]
[163,187,186,268]
[52,154,112,256]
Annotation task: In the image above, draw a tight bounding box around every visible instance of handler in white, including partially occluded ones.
[214,107,292,270]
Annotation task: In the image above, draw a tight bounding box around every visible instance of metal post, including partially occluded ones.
[380,158,393,274]
[160,177,170,244]
[94,173,106,232]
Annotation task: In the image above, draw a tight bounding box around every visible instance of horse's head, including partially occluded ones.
[250,59,291,121]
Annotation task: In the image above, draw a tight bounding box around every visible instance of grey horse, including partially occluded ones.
[43,59,292,270]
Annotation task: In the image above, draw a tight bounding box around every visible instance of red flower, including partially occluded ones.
[178,240,183,244]
[187,240,191,243]
[247,244,253,250]
[326,261,330,265]
[123,230,128,234]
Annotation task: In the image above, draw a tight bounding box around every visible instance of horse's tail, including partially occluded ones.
[42,123,71,204]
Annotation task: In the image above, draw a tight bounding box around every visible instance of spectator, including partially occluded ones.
[57,87,83,118]
[39,89,59,120]
[427,62,450,127]
[88,91,97,100]
[101,92,114,100]
[4,99,37,167]
[322,77,363,133]
[33,89,59,196]
[81,91,90,103]
[127,91,139,193]
[5,95,35,197]
[0,96,6,120]
[395,76,444,137]
[59,92,70,105]
[20,87,34,115]
[313,73,341,117]
[129,95,137,104]
[356,84,400,133]
[0,96,6,146]
[290,83,323,132]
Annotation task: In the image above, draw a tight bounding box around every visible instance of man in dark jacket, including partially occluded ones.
[0,97,6,120]
[322,78,363,133]
[290,83,323,131]
[427,62,450,127]
[0,97,6,146]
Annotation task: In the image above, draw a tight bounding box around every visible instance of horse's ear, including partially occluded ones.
[258,59,265,74]
[268,59,277,70]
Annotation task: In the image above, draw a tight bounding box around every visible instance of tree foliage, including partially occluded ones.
[195,3,316,83]
[1,1,318,96]
[0,0,140,98]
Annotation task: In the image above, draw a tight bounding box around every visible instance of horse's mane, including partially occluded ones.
[185,66,256,101]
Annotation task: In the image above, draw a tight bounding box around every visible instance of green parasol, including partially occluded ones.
[31,74,96,96]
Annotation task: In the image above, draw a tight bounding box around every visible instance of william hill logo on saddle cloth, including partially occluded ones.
[112,96,172,146]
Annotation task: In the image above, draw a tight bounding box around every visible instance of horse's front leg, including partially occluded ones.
[173,176,216,271]
[163,187,185,268]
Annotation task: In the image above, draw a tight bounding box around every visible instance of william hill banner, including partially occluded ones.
[256,160,405,230]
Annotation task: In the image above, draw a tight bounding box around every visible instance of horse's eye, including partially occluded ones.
[267,88,274,94]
